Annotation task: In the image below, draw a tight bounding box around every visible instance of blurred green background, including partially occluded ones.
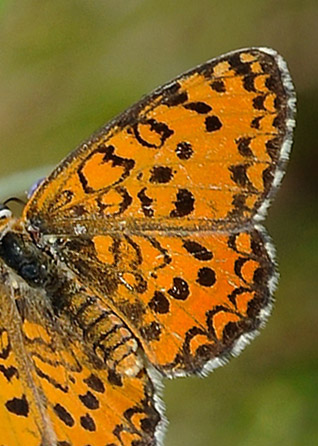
[0,1,317,445]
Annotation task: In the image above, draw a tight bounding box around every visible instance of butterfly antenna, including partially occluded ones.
[3,197,27,207]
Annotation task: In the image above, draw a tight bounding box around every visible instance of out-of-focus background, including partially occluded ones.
[0,1,317,445]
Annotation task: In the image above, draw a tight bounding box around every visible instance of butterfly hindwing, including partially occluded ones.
[55,226,275,376]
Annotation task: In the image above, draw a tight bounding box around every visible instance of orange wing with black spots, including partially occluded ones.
[24,48,294,232]
[0,47,295,445]
[0,281,162,446]
[22,48,294,376]
[59,227,275,376]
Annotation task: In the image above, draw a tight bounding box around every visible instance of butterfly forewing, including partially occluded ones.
[24,48,294,233]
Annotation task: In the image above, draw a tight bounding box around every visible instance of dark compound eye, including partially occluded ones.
[20,262,39,281]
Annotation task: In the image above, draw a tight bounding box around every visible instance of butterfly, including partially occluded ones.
[0,47,295,446]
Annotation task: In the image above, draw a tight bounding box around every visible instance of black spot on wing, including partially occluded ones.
[210,79,226,92]
[251,116,262,129]
[148,291,170,314]
[273,113,284,129]
[228,193,250,219]
[149,166,174,184]
[137,187,154,217]
[164,90,188,106]
[253,95,267,110]
[234,257,250,282]
[84,374,105,393]
[170,188,194,218]
[196,267,216,287]
[229,164,251,188]
[108,369,123,387]
[184,101,212,114]
[5,394,29,417]
[0,364,18,381]
[80,413,96,431]
[53,403,74,427]
[175,141,193,160]
[168,277,190,300]
[162,82,188,106]
[236,137,254,157]
[243,73,258,92]
[79,391,99,410]
[183,240,213,261]
[205,115,222,132]
[228,53,252,75]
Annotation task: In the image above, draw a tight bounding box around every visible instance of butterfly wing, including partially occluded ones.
[56,226,275,376]
[22,48,295,377]
[0,279,162,446]
[24,48,295,231]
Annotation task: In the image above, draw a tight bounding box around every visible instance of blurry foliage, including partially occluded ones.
[0,1,317,446]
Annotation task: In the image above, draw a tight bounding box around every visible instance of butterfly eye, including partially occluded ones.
[0,204,12,220]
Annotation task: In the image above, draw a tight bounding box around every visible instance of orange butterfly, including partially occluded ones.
[0,48,295,446]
